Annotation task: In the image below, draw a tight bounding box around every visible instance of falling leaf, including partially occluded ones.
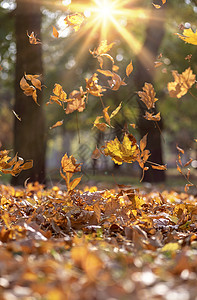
[110,102,122,119]
[103,106,111,125]
[151,164,167,170]
[167,67,196,98]
[64,13,84,32]
[130,123,136,129]
[137,83,158,109]
[49,83,67,106]
[185,54,192,61]
[61,153,81,174]
[152,3,161,9]
[126,60,133,77]
[86,73,105,97]
[103,133,139,165]
[176,28,197,45]
[27,31,41,44]
[12,110,21,121]
[52,26,59,38]
[140,134,147,152]
[154,61,163,68]
[91,146,101,159]
[144,111,161,121]
[0,65,3,71]
[93,116,107,132]
[66,88,86,114]
[20,76,40,105]
[176,145,184,154]
[50,120,64,129]
[90,40,115,57]
[112,65,119,72]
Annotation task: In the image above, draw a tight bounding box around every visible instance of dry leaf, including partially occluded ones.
[50,120,64,129]
[110,102,122,119]
[64,13,84,32]
[126,60,133,77]
[151,164,167,170]
[167,67,196,98]
[103,133,139,165]
[12,110,21,121]
[176,28,197,45]
[144,111,161,121]
[27,31,41,44]
[52,26,59,38]
[138,83,158,109]
[93,116,107,132]
[91,147,101,159]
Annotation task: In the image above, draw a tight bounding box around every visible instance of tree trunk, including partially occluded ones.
[134,4,166,183]
[12,0,46,185]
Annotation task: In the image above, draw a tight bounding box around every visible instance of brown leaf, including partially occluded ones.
[144,111,161,121]
[137,83,158,109]
[140,134,148,152]
[91,146,101,159]
[167,68,196,98]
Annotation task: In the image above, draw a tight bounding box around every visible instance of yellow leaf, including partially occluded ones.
[64,13,84,32]
[176,28,197,45]
[161,242,180,253]
[103,133,139,165]
[61,153,82,174]
[110,102,122,119]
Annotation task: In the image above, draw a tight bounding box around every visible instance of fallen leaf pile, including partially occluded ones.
[0,182,197,300]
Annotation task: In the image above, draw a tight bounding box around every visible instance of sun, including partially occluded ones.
[93,0,116,20]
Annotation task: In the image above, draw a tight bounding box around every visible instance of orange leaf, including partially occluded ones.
[126,60,133,77]
[69,177,82,191]
[151,164,167,170]
[27,31,41,44]
[144,111,161,121]
[52,26,59,38]
[50,120,64,129]
[103,106,111,125]
[140,134,148,152]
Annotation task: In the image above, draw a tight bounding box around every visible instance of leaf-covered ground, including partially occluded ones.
[1,183,197,300]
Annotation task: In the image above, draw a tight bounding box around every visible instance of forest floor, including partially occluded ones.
[0,179,197,300]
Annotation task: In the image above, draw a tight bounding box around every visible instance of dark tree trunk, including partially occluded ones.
[133,4,166,183]
[12,0,46,185]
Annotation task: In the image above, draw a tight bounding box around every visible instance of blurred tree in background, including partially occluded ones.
[0,0,197,184]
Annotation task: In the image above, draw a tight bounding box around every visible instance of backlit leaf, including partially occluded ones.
[176,28,197,45]
[64,13,84,32]
[138,83,158,109]
[52,26,59,38]
[126,60,133,77]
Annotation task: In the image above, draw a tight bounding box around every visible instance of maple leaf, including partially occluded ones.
[167,67,196,98]
[137,83,158,109]
[126,60,133,77]
[66,87,86,114]
[27,31,41,44]
[103,133,139,165]
[85,73,106,97]
[144,111,161,121]
[176,28,197,45]
[52,26,59,38]
[64,13,84,32]
[61,153,82,174]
